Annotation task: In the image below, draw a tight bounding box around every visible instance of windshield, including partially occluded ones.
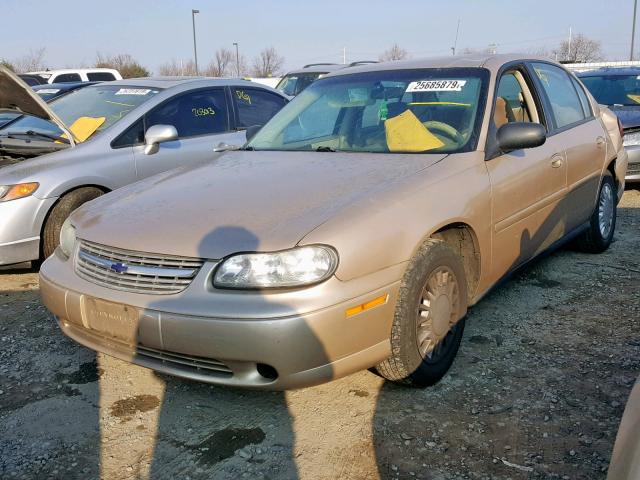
[580,74,640,106]
[250,68,488,154]
[35,88,65,102]
[276,72,327,96]
[0,84,161,141]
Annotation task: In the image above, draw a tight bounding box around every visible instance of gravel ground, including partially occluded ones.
[0,188,639,480]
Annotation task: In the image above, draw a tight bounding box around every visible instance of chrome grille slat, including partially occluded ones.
[75,240,205,295]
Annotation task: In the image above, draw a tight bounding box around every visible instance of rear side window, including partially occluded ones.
[87,72,116,81]
[145,88,229,138]
[233,88,287,128]
[531,63,586,129]
[53,73,82,83]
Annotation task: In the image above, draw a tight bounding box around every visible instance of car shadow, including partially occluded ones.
[93,225,332,479]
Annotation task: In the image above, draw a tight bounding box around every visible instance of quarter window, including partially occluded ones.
[532,63,586,129]
[233,88,287,129]
[571,77,592,117]
[145,89,229,138]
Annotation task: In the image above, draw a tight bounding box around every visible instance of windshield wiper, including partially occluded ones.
[240,145,254,151]
[316,146,336,152]
[0,130,70,144]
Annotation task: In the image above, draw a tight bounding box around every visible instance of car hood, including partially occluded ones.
[0,66,74,143]
[72,150,446,259]
[609,105,640,130]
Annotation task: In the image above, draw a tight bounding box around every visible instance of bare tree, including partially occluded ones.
[379,44,408,62]
[558,34,603,63]
[461,46,494,55]
[251,47,285,77]
[526,46,556,60]
[158,59,197,76]
[1,59,15,71]
[96,52,150,78]
[12,47,47,72]
[205,48,234,77]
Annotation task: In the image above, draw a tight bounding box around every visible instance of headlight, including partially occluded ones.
[213,245,338,289]
[623,131,640,147]
[59,217,76,259]
[0,182,39,202]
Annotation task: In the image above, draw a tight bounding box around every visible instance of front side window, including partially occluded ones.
[494,72,534,127]
[233,88,287,129]
[53,73,82,83]
[579,74,640,107]
[249,68,489,154]
[145,88,228,138]
[532,63,586,129]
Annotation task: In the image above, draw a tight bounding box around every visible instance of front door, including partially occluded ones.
[133,87,245,180]
[486,67,568,278]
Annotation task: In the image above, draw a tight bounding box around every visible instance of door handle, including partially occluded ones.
[551,155,563,168]
[596,136,606,148]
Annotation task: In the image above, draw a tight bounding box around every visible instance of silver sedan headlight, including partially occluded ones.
[59,217,76,259]
[213,245,339,289]
[623,131,640,147]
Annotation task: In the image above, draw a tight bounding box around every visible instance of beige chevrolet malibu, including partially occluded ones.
[40,54,628,389]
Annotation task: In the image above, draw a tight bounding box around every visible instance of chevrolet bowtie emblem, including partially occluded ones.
[109,262,128,274]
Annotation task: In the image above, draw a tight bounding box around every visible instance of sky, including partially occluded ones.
[1,0,637,75]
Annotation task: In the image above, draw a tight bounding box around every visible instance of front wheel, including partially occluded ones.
[575,172,616,253]
[376,239,467,387]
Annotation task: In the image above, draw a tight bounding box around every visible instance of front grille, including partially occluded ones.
[628,163,640,175]
[75,240,204,295]
[136,345,233,376]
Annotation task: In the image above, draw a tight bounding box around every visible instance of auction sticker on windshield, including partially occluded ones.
[115,88,153,96]
[406,80,467,92]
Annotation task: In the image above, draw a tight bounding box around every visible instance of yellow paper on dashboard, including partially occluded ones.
[627,94,640,104]
[384,110,444,152]
[58,116,106,143]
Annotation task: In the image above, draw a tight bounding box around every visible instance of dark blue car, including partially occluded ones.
[578,67,640,182]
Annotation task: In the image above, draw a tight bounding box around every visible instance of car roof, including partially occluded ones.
[27,68,119,75]
[82,76,286,97]
[577,67,640,76]
[283,64,345,75]
[32,81,101,91]
[325,53,552,77]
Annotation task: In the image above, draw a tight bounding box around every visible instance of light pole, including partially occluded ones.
[632,0,638,60]
[191,9,199,75]
[233,42,240,77]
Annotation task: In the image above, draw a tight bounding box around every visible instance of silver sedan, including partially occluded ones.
[0,69,288,266]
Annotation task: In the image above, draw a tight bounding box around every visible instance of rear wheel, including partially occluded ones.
[41,187,104,259]
[376,239,467,387]
[575,173,616,253]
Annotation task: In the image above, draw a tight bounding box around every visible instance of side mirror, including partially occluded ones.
[144,124,178,155]
[245,124,263,142]
[497,122,546,152]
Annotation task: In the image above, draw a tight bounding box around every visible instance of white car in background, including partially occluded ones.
[27,68,122,83]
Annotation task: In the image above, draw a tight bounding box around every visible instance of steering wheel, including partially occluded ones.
[422,121,464,145]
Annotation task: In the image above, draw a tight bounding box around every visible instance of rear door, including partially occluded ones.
[132,87,244,179]
[529,62,607,230]
[486,65,568,277]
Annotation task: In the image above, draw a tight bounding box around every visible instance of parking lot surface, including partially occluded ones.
[1,189,639,480]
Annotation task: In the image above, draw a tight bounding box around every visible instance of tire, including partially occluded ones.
[574,172,616,253]
[376,238,468,387]
[41,187,104,259]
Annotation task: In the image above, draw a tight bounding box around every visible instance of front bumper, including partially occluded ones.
[40,250,403,390]
[0,195,56,265]
[625,144,640,182]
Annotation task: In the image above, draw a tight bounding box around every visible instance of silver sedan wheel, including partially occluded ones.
[598,182,614,238]
[416,266,461,361]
